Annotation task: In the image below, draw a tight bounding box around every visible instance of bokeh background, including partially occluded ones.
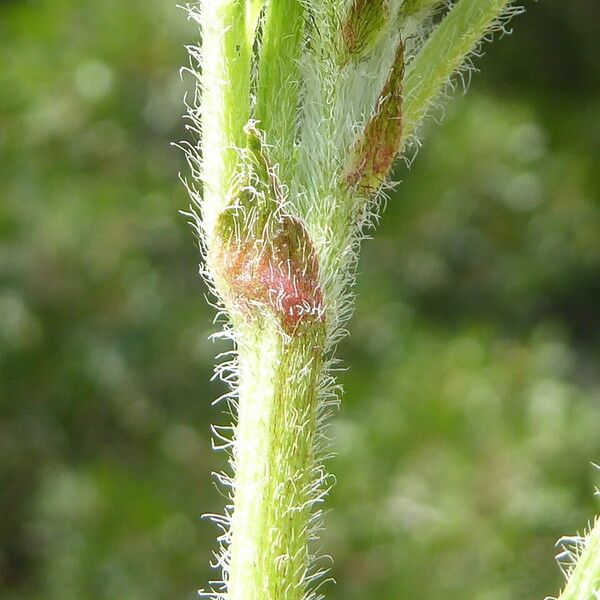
[1,1,599,598]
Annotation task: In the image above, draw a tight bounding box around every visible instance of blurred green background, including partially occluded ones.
[1,1,599,598]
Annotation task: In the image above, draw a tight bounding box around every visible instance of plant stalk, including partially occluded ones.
[226,320,326,600]
[556,516,600,600]
[185,1,526,598]
[199,0,251,236]
[402,0,516,147]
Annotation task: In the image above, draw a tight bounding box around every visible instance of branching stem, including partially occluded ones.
[183,1,528,598]
[402,0,517,148]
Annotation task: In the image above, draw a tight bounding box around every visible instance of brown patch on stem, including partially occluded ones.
[212,126,324,335]
[214,212,324,334]
[345,40,404,194]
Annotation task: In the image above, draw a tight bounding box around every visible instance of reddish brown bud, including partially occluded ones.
[212,127,324,334]
[214,210,324,334]
[345,40,404,194]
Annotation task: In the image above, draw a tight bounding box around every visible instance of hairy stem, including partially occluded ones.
[556,516,600,600]
[200,0,251,236]
[402,0,515,147]
[246,0,264,46]
[254,0,305,184]
[227,322,325,600]
[184,1,524,598]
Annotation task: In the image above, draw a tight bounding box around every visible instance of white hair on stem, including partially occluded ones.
[177,1,530,598]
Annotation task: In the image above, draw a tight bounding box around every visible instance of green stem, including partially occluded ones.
[246,0,264,47]
[187,2,525,598]
[556,516,600,600]
[200,0,252,235]
[402,0,514,147]
[227,320,325,600]
[253,0,305,185]
[400,0,444,18]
